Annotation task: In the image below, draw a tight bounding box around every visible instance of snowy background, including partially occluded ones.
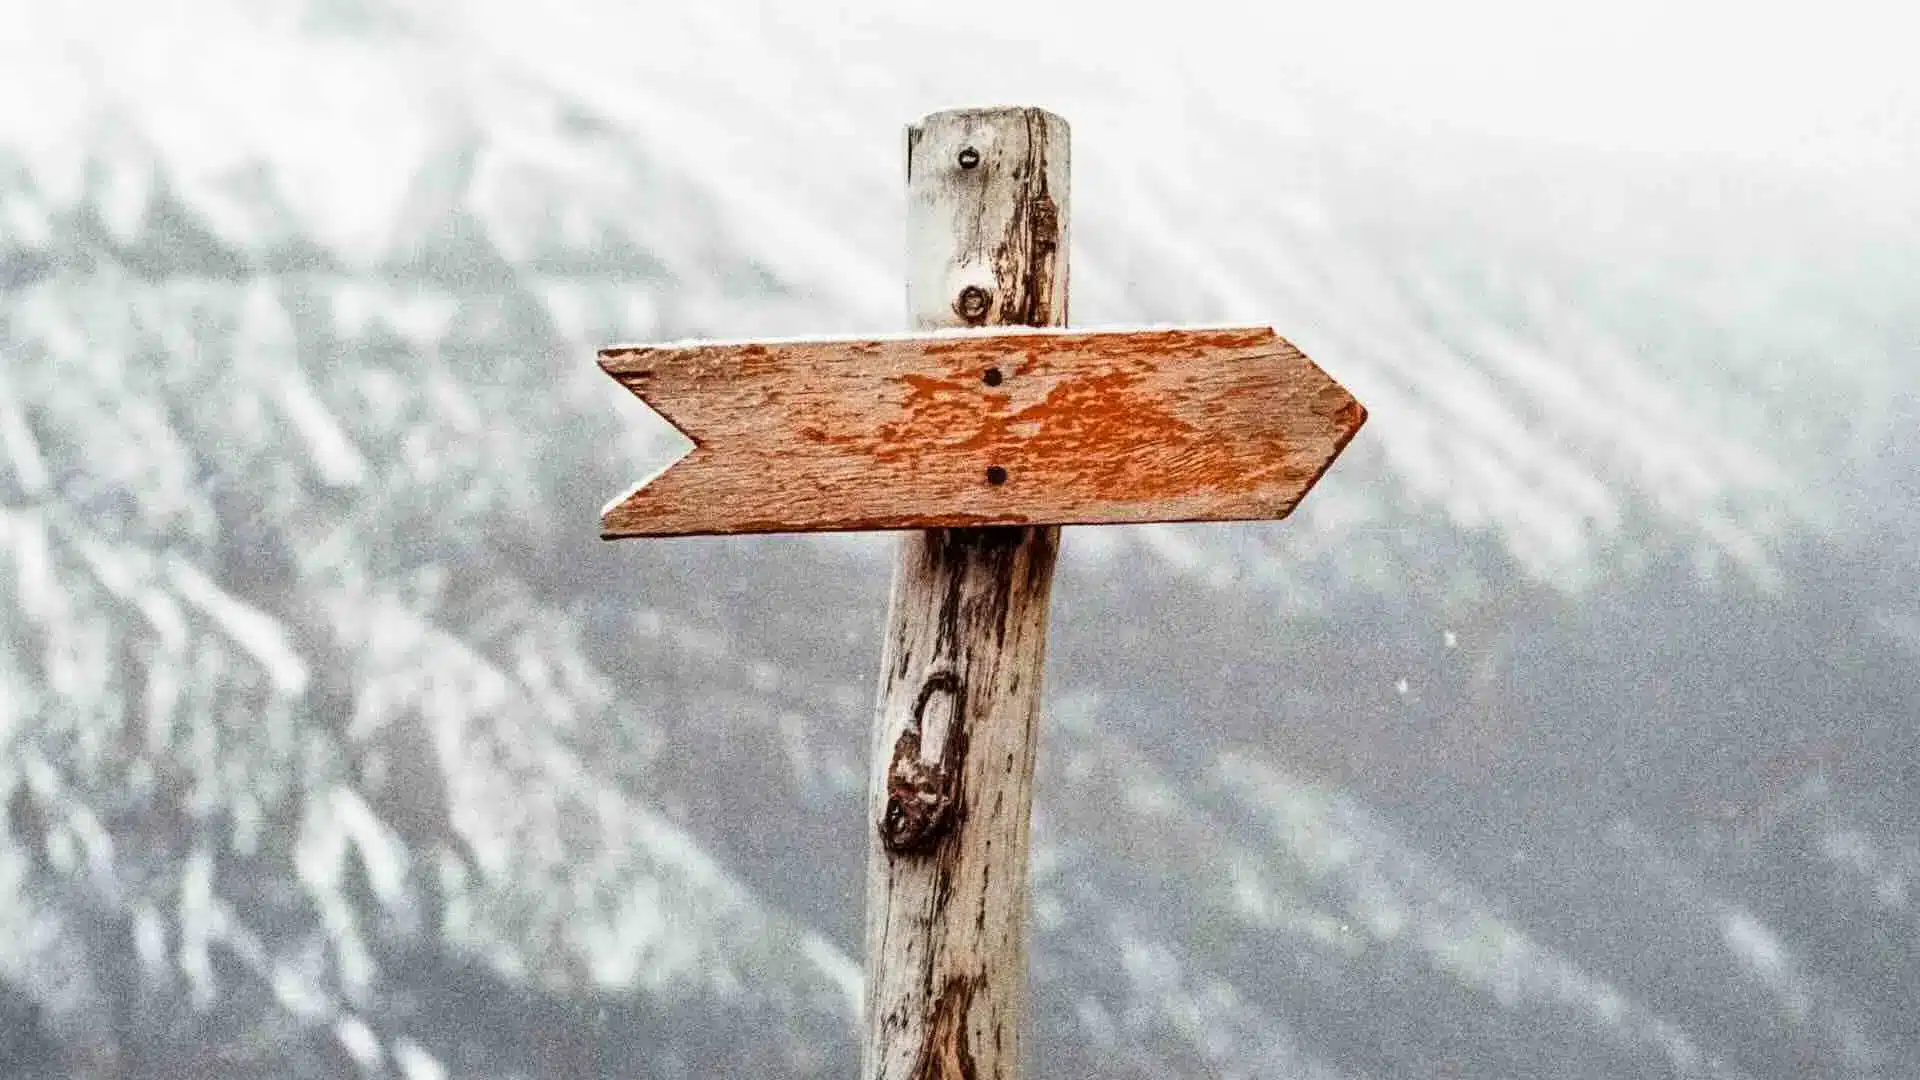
[2,0,1917,1076]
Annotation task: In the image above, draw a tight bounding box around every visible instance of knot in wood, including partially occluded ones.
[880,671,967,855]
[881,740,956,854]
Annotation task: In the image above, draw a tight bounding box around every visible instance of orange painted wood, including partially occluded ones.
[598,324,1365,537]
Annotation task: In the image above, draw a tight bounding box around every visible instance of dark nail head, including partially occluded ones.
[955,286,992,323]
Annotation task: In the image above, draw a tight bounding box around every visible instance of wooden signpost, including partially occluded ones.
[597,107,1365,1079]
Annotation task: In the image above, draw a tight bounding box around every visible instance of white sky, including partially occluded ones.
[9,0,1916,168]
[889,0,1918,170]
[1252,1,1914,160]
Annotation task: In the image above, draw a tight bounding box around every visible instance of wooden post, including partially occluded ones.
[861,107,1069,1079]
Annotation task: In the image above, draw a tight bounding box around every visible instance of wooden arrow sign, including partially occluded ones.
[598,324,1365,538]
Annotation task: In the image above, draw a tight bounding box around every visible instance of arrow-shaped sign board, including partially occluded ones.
[599,324,1365,538]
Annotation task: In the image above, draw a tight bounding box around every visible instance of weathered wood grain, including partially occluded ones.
[862,106,1066,1080]
[598,324,1365,537]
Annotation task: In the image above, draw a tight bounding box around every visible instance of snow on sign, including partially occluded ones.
[597,325,1365,537]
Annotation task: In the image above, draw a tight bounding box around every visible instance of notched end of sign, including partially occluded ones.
[597,349,699,540]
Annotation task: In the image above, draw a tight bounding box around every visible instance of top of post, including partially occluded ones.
[906,107,1070,180]
[905,107,1070,332]
[909,105,1070,132]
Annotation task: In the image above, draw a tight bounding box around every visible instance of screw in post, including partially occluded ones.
[957,146,980,169]
[956,284,998,320]
[955,286,992,324]
[985,465,1008,486]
